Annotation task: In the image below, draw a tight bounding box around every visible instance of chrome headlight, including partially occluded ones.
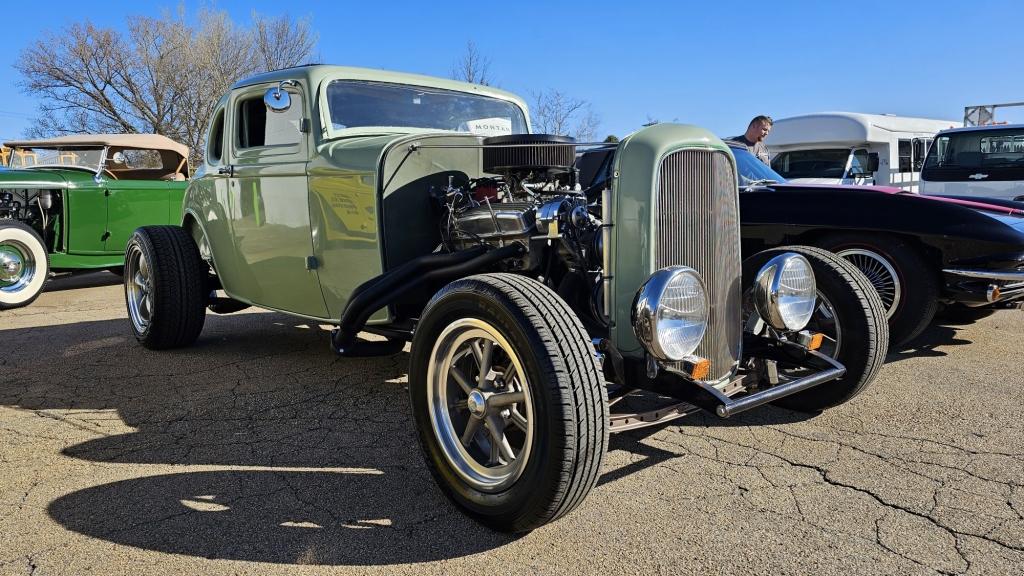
[632,267,709,361]
[753,253,816,331]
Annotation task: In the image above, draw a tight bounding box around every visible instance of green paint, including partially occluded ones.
[608,124,735,356]
[0,166,186,271]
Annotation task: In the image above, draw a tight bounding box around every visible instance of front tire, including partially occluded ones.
[744,246,889,411]
[124,226,207,349]
[0,219,49,310]
[410,273,608,532]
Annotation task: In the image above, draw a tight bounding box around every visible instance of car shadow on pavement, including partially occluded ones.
[1,313,519,565]
[600,406,814,488]
[885,321,973,363]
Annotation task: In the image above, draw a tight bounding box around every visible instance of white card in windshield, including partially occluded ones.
[465,117,513,137]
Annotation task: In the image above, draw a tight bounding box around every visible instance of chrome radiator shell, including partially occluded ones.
[654,149,743,382]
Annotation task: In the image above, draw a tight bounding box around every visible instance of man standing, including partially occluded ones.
[729,115,773,165]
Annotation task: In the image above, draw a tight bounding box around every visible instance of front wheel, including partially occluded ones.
[124,226,207,349]
[744,246,889,411]
[0,219,49,310]
[410,273,608,532]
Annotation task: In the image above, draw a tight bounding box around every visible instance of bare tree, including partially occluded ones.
[531,89,601,142]
[16,7,317,166]
[450,40,491,85]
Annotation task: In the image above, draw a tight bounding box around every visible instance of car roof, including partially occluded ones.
[936,124,1024,135]
[766,112,958,147]
[4,134,189,159]
[230,64,529,117]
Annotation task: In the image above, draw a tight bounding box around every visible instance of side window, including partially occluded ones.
[236,89,303,149]
[898,139,912,172]
[207,109,225,165]
[912,138,930,171]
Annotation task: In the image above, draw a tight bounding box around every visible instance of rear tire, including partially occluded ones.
[0,219,49,310]
[124,226,207,349]
[817,233,938,348]
[410,273,608,532]
[744,246,888,411]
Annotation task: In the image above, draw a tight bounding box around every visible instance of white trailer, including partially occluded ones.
[766,112,957,191]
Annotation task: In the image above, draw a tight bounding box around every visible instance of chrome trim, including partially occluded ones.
[0,241,32,290]
[631,266,708,361]
[837,248,901,319]
[655,149,742,382]
[943,268,1024,282]
[426,318,534,493]
[753,253,817,331]
[601,187,613,324]
[125,243,153,334]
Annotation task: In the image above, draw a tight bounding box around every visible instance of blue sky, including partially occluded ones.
[1,0,1022,141]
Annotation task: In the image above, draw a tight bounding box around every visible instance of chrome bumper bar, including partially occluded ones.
[943,268,1024,282]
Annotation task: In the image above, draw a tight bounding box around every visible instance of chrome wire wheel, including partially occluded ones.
[0,240,34,294]
[836,248,901,319]
[125,244,153,334]
[426,318,534,493]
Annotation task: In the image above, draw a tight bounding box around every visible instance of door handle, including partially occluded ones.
[218,165,235,176]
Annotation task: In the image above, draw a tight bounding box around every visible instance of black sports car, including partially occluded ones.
[732,145,1024,347]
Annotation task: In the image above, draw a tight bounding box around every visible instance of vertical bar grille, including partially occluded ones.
[655,149,742,382]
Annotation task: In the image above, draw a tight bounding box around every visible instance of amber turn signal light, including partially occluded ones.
[681,357,711,380]
[808,333,824,351]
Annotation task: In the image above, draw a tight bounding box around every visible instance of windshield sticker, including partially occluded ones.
[465,117,513,137]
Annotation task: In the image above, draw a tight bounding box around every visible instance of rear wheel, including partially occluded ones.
[744,246,888,411]
[0,219,49,310]
[410,273,607,532]
[124,226,207,349]
[818,234,938,348]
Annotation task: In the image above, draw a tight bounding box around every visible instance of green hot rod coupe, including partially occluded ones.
[0,134,189,309]
[124,66,888,531]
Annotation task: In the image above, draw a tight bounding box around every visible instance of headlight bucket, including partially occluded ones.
[632,266,709,361]
[753,253,817,331]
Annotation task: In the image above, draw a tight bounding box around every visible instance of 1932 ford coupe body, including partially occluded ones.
[124,65,887,531]
[0,134,189,309]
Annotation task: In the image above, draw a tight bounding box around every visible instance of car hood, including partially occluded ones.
[0,168,94,189]
[786,177,844,185]
[774,182,1024,217]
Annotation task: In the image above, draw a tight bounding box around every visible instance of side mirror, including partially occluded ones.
[264,81,296,112]
[867,152,880,173]
[111,151,126,164]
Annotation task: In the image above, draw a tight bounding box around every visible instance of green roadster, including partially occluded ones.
[0,134,189,309]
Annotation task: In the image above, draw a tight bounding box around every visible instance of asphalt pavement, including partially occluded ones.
[1,272,1022,575]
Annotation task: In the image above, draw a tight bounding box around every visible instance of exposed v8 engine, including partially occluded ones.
[0,189,61,240]
[436,134,607,326]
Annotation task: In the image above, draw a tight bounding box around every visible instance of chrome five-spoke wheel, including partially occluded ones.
[125,244,153,333]
[427,318,534,493]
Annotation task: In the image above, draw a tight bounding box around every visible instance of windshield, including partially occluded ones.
[5,146,104,171]
[326,80,528,136]
[925,128,1024,169]
[731,147,787,187]
[771,148,850,179]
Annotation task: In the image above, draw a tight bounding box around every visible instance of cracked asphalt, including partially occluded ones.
[1,272,1023,576]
